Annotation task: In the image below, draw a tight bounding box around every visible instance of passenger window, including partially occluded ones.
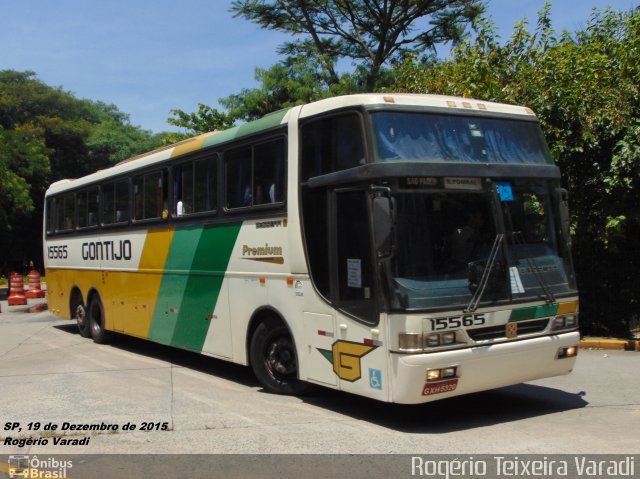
[173,157,216,216]
[54,194,75,231]
[87,187,99,227]
[254,139,285,204]
[102,180,130,225]
[300,114,365,181]
[226,148,252,208]
[133,172,165,220]
[115,180,130,223]
[74,187,99,229]
[225,138,285,209]
[76,191,87,228]
[102,183,115,225]
[46,198,55,234]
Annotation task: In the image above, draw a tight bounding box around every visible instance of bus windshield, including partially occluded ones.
[387,180,576,311]
[371,111,553,165]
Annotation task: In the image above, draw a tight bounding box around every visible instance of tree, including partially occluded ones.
[0,70,164,273]
[0,127,50,230]
[230,0,484,91]
[165,55,357,133]
[168,1,484,134]
[391,4,640,335]
[163,103,236,144]
[220,54,362,121]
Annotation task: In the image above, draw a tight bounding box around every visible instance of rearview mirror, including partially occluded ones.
[372,196,393,257]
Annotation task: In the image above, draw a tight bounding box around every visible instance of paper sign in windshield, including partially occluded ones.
[509,266,525,294]
[347,258,362,288]
[497,182,514,201]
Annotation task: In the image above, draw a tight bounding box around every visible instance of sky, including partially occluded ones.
[1,0,638,133]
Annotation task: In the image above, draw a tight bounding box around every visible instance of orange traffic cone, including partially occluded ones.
[26,270,46,299]
[8,272,27,306]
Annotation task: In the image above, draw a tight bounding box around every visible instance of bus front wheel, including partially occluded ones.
[250,318,310,395]
[88,295,111,344]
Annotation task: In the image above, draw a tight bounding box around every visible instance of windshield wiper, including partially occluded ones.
[512,231,556,303]
[465,234,504,313]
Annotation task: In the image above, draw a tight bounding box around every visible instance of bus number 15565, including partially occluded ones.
[429,314,486,331]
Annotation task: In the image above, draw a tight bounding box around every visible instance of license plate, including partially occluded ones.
[422,379,459,396]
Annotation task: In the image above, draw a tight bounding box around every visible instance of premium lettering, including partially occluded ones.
[242,244,282,256]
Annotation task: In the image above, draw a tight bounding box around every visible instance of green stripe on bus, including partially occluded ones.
[509,303,559,322]
[148,227,203,344]
[170,223,241,352]
[202,108,289,150]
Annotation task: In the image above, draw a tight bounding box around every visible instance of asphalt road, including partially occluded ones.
[0,300,638,457]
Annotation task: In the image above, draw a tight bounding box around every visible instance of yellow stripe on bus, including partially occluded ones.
[118,227,175,338]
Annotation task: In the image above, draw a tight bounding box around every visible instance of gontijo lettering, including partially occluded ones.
[81,240,132,261]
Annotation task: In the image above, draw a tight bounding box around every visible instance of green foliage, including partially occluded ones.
[167,55,368,131]
[166,103,235,142]
[391,3,640,335]
[231,0,484,91]
[172,1,485,131]
[220,55,364,121]
[0,70,163,273]
[0,127,50,228]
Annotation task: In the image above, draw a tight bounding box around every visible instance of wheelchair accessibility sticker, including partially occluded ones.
[369,368,382,390]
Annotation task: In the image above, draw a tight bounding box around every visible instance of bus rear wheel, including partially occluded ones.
[75,303,91,338]
[88,295,111,344]
[71,293,91,338]
[250,318,310,395]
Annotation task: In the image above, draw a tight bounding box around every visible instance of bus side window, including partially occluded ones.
[45,198,55,234]
[194,157,215,211]
[174,157,216,216]
[62,194,75,230]
[226,147,252,209]
[102,183,115,225]
[179,162,194,215]
[76,191,87,228]
[54,196,65,231]
[115,180,130,222]
[300,114,364,182]
[254,138,285,205]
[87,187,99,227]
[133,173,164,220]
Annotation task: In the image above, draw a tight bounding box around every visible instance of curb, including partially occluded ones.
[580,338,640,351]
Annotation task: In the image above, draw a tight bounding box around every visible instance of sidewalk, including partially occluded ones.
[580,337,640,351]
[0,285,48,314]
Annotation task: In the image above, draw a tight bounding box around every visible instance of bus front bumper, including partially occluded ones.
[390,331,580,404]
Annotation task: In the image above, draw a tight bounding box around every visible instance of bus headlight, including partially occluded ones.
[557,345,579,359]
[441,332,456,345]
[426,366,457,382]
[425,334,440,348]
[398,332,459,352]
[552,314,579,331]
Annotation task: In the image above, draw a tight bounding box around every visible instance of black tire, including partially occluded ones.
[73,300,91,338]
[249,318,310,395]
[88,295,111,344]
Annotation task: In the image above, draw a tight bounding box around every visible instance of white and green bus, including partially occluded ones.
[44,94,579,404]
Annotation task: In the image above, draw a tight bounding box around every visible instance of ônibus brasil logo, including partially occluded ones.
[8,455,72,478]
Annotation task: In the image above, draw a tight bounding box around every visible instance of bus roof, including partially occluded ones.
[46,93,536,195]
[298,93,537,119]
